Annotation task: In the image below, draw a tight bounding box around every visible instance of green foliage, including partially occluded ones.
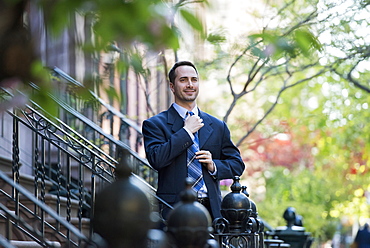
[257,167,340,241]
[1,0,206,115]
[104,85,122,105]
[207,32,227,44]
[253,67,370,241]
[39,0,180,51]
[29,61,58,117]
[248,27,322,60]
[293,28,322,56]
[197,0,370,244]
[179,9,204,33]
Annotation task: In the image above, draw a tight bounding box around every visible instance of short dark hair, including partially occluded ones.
[168,61,198,83]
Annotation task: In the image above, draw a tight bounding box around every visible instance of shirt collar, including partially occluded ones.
[172,103,198,119]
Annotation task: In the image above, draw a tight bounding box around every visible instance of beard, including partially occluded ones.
[179,91,198,102]
[183,95,197,101]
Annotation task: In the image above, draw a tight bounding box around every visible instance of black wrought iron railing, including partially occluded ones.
[0,73,169,245]
[49,67,158,189]
[4,100,116,240]
[0,169,90,247]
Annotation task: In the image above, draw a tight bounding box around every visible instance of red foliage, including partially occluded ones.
[240,121,314,174]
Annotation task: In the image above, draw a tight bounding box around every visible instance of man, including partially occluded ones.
[142,61,245,221]
[354,223,370,248]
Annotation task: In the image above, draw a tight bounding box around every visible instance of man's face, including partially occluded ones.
[170,65,199,104]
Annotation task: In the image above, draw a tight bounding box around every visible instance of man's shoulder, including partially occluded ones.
[145,111,167,122]
[200,111,224,125]
[144,108,173,123]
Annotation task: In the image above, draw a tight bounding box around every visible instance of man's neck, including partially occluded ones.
[174,101,196,111]
[172,103,198,118]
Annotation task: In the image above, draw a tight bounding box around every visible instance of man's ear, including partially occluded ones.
[169,82,175,93]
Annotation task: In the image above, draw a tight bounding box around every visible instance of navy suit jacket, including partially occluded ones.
[355,227,370,248]
[142,105,245,219]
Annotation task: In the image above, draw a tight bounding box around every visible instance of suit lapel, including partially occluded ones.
[198,111,213,149]
[167,106,184,133]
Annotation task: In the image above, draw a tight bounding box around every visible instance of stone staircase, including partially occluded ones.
[0,156,90,247]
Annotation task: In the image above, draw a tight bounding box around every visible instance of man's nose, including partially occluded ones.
[187,80,194,87]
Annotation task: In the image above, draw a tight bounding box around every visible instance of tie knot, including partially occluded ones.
[188,111,195,116]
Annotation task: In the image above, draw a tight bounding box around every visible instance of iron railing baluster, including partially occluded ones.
[78,162,83,247]
[33,124,40,215]
[78,161,83,227]
[56,147,62,232]
[40,137,46,238]
[89,156,96,238]
[12,113,20,225]
[47,140,52,181]
[66,154,72,246]
[40,137,46,202]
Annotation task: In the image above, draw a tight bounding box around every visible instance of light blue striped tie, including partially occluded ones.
[186,111,204,192]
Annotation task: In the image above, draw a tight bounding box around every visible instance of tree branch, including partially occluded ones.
[226,41,263,97]
[236,66,328,147]
[345,63,370,93]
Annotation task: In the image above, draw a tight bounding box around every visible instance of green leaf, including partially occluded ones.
[179,9,204,33]
[207,32,226,44]
[294,29,322,56]
[105,86,122,104]
[251,47,266,58]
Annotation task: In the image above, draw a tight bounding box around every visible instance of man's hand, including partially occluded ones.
[184,115,204,133]
[196,150,215,173]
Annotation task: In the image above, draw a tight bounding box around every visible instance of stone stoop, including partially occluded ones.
[0,156,80,218]
[0,211,90,246]
[0,156,86,246]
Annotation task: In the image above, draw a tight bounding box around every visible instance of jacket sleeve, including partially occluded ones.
[212,122,245,180]
[142,118,192,170]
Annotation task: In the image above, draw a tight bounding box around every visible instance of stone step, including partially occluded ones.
[10,240,61,248]
[29,217,90,246]
[0,155,93,201]
[0,156,15,172]
[44,216,90,244]
[0,210,89,246]
[0,172,53,196]
[0,168,81,218]
[2,193,80,219]
[0,210,23,241]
